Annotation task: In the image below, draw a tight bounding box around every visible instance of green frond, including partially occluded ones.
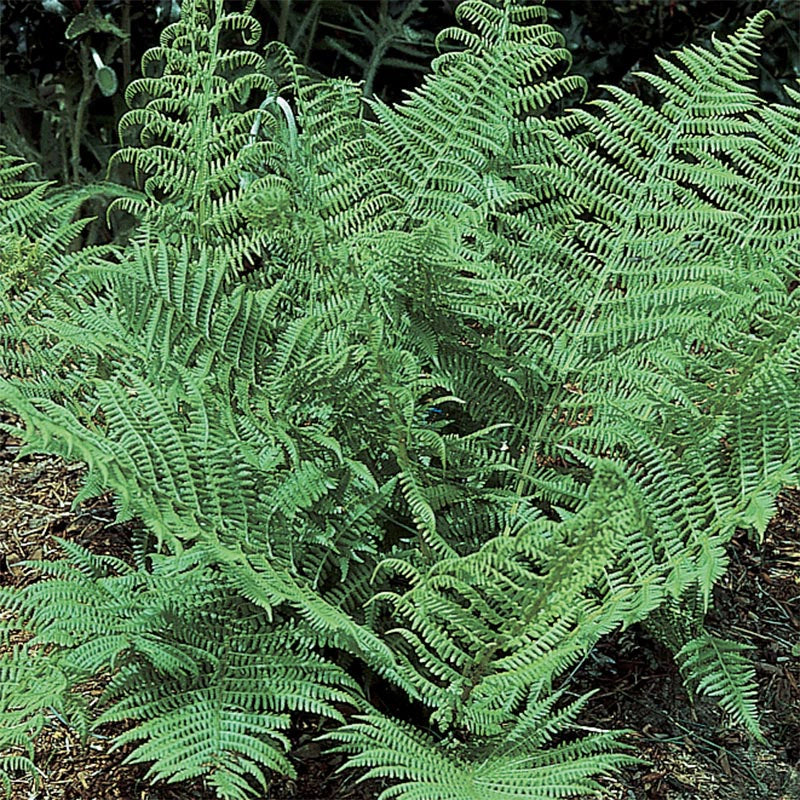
[104,638,357,797]
[677,631,765,742]
[325,690,636,800]
[367,0,584,223]
[0,648,77,795]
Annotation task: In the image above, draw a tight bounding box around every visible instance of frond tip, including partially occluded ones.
[677,631,765,743]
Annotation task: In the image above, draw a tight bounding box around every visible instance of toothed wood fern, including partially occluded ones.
[1,1,798,797]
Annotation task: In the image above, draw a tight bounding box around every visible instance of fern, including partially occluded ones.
[2,541,359,799]
[645,591,765,740]
[325,689,637,800]
[0,649,75,795]
[677,632,765,742]
[0,0,797,797]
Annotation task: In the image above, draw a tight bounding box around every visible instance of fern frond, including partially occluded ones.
[0,648,76,795]
[325,690,636,800]
[676,631,765,742]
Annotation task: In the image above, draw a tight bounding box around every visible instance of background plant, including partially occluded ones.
[4,1,796,186]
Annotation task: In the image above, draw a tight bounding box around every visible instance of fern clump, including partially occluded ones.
[0,1,798,798]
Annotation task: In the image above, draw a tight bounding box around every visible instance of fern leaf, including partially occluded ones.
[676,631,765,742]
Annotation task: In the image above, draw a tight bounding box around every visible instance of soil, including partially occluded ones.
[575,506,800,799]
[1,435,798,800]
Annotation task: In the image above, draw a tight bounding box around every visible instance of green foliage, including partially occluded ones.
[324,690,635,800]
[1,0,798,797]
[0,649,78,796]
[676,632,764,743]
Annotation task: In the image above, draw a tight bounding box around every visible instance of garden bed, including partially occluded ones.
[1,434,797,799]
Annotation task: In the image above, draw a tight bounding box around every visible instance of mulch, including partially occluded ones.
[574,495,800,800]
[1,430,798,800]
